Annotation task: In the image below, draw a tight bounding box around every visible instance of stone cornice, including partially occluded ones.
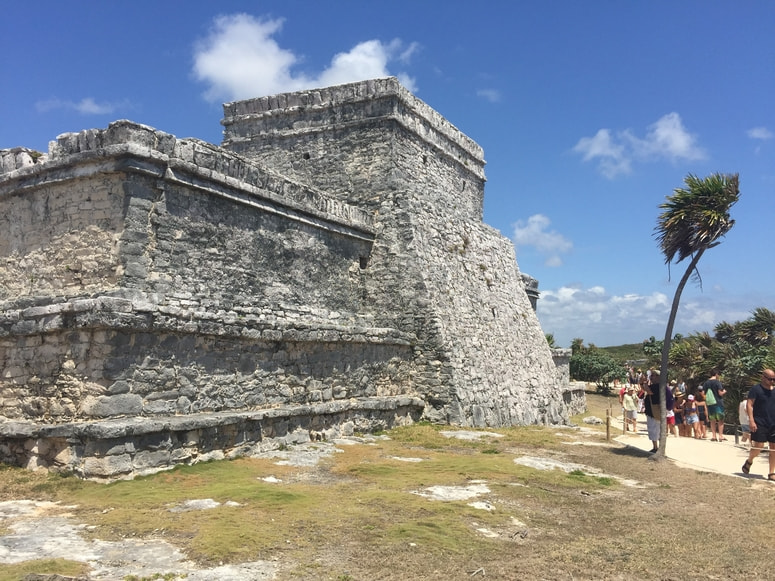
[0,121,375,242]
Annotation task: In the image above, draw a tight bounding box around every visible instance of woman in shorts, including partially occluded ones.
[684,394,701,439]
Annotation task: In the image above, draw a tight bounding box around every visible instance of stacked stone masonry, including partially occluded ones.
[0,77,577,479]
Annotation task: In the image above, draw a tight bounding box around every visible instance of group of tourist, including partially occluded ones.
[618,367,775,478]
[619,367,728,453]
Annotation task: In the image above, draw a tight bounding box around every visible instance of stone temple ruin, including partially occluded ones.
[0,77,580,479]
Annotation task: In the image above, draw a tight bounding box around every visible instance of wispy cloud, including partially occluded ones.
[572,129,630,178]
[476,89,502,103]
[573,113,705,179]
[535,283,752,347]
[512,214,573,267]
[35,97,130,115]
[193,13,418,102]
[747,126,773,140]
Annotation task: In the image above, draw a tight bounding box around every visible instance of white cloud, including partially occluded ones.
[573,113,705,179]
[572,129,630,178]
[630,113,706,161]
[476,89,502,103]
[747,127,773,140]
[538,284,668,346]
[535,283,761,348]
[35,97,129,115]
[512,214,573,267]
[193,13,418,102]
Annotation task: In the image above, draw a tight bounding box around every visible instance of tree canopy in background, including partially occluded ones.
[666,307,775,422]
[572,308,775,429]
[569,340,623,394]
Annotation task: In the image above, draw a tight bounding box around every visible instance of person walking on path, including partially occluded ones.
[741,369,775,480]
[738,397,751,447]
[703,369,727,441]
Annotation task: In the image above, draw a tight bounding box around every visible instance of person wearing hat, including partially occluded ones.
[671,379,686,399]
[684,394,701,439]
[623,385,640,433]
[673,390,686,437]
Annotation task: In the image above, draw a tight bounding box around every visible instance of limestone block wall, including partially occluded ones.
[0,175,123,300]
[222,78,568,427]
[0,78,572,479]
[221,77,485,221]
[0,121,416,425]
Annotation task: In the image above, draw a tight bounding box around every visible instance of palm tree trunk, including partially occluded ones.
[656,249,705,458]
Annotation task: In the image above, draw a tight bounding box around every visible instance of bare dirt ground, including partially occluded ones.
[2,391,774,581]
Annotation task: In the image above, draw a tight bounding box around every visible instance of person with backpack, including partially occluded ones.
[703,369,727,441]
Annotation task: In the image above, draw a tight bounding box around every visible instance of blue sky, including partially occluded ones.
[2,1,773,347]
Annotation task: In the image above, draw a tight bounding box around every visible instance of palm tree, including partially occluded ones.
[653,172,740,458]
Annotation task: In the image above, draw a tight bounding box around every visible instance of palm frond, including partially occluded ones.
[654,173,740,265]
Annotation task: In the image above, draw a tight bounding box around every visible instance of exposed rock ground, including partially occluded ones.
[0,427,755,579]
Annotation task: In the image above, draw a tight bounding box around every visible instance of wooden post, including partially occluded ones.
[606,405,611,441]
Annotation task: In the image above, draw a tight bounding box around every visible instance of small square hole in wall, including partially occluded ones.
[302,152,311,160]
[359,256,370,269]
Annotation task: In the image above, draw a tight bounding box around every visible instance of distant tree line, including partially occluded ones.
[568,338,623,394]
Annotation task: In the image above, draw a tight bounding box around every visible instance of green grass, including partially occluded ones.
[0,559,89,581]
[0,422,620,574]
[11,415,768,580]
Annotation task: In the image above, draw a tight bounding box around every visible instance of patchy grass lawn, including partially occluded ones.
[2,390,774,580]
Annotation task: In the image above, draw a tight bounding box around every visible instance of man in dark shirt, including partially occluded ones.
[703,369,726,441]
[644,370,674,454]
[741,369,775,479]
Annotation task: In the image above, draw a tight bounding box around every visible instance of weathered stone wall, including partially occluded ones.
[222,77,566,427]
[0,78,574,479]
[0,174,123,299]
[0,298,415,421]
[0,121,412,424]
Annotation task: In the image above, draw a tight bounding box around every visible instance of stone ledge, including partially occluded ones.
[0,396,426,481]
[0,121,375,237]
[0,396,425,439]
[0,293,415,346]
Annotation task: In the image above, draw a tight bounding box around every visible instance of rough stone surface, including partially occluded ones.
[0,77,580,479]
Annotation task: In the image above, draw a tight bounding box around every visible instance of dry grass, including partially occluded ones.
[2,390,775,580]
